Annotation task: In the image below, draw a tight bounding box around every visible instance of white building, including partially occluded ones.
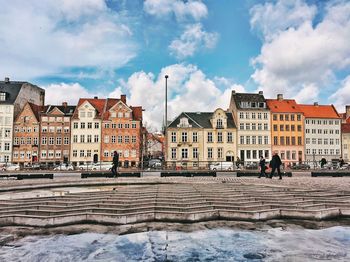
[299,103,341,163]
[229,91,271,163]
[0,77,45,163]
[70,98,105,165]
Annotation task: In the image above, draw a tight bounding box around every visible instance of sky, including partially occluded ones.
[1,0,350,130]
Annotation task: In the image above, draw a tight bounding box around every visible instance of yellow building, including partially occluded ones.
[166,108,237,168]
[266,95,305,167]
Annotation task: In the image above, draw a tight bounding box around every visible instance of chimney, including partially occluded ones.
[232,90,236,95]
[62,102,67,107]
[346,105,350,118]
[277,94,283,101]
[314,102,318,106]
[94,96,98,99]
[258,91,263,95]
[4,77,9,83]
[121,94,126,103]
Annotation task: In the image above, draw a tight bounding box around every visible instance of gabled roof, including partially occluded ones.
[131,106,143,121]
[102,98,120,120]
[266,99,303,113]
[298,104,340,119]
[168,111,236,129]
[342,123,350,133]
[72,98,106,119]
[19,103,47,122]
[231,92,266,110]
[0,81,25,105]
[45,105,76,116]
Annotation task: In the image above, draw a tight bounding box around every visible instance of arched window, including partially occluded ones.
[217,119,223,129]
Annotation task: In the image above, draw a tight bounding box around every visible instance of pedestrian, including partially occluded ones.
[112,151,119,177]
[269,152,282,179]
[320,157,327,168]
[258,156,266,178]
[339,157,345,168]
[236,157,241,169]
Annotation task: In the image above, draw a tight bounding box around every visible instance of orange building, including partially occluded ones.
[266,94,304,167]
[101,95,143,167]
[12,102,45,166]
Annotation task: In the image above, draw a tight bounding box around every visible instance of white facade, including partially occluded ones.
[304,118,341,162]
[236,110,272,163]
[70,101,102,164]
[0,105,14,163]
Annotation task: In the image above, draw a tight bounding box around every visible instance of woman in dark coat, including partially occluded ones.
[112,151,119,177]
[269,152,282,179]
[258,156,266,178]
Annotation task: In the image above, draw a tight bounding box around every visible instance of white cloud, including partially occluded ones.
[144,0,208,21]
[44,83,97,105]
[293,83,319,104]
[169,23,219,59]
[0,0,137,79]
[250,0,350,101]
[330,76,350,111]
[250,0,317,40]
[110,64,242,130]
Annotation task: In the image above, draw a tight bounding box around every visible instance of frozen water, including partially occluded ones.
[0,227,349,261]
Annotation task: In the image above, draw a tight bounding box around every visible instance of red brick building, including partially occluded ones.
[39,103,76,165]
[101,95,143,167]
[12,102,45,166]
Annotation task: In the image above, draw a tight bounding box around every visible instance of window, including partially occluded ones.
[94,135,99,143]
[192,132,198,143]
[14,137,19,145]
[280,137,285,145]
[118,123,122,128]
[258,136,262,144]
[73,122,78,129]
[280,125,284,131]
[118,136,122,143]
[181,148,188,159]
[207,132,213,143]
[252,136,256,144]
[0,92,6,101]
[312,138,316,144]
[132,123,137,128]
[239,112,244,119]
[125,136,130,143]
[240,123,244,130]
[56,127,62,133]
[297,114,301,121]
[95,123,99,129]
[285,114,289,121]
[245,112,250,119]
[118,112,123,118]
[291,125,295,131]
[4,143,10,151]
[264,136,268,144]
[64,137,69,145]
[273,114,277,121]
[132,136,136,143]
[125,112,130,118]
[80,135,85,143]
[171,132,176,143]
[245,123,250,130]
[73,135,78,143]
[273,125,278,131]
[286,137,290,145]
[73,150,77,157]
[217,132,223,143]
[104,151,109,157]
[80,112,86,118]
[182,132,187,142]
[324,139,328,145]
[56,137,61,145]
[319,149,323,155]
[252,113,256,119]
[258,123,262,130]
[246,136,250,144]
[291,137,296,145]
[87,150,92,157]
[80,122,85,129]
[264,113,268,119]
[55,151,61,158]
[48,150,54,158]
[330,139,334,145]
[217,119,223,128]
[318,138,322,145]
[34,137,38,145]
[252,123,256,130]
[48,137,54,145]
[257,113,262,119]
[104,136,110,143]
[280,114,284,121]
[41,150,47,158]
[285,125,290,131]
[264,123,268,130]
[193,148,198,159]
[227,132,233,143]
[240,136,244,144]
[87,122,92,129]
[87,135,92,143]
[112,136,116,143]
[207,148,213,159]
[25,137,31,145]
[105,123,110,128]
[42,126,48,133]
[80,150,85,157]
[218,148,223,159]
[171,148,177,159]
[42,137,47,145]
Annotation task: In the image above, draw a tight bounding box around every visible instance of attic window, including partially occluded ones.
[0,92,6,101]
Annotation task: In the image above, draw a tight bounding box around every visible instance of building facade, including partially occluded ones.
[229,91,271,163]
[12,103,43,166]
[70,98,105,165]
[0,77,45,163]
[299,103,341,163]
[101,96,143,167]
[342,123,350,161]
[266,95,305,167]
[39,103,75,165]
[166,108,237,168]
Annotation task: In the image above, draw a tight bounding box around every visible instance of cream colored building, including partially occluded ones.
[229,91,271,163]
[166,108,237,168]
[70,98,105,165]
[342,123,350,161]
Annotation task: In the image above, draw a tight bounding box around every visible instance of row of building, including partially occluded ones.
[166,91,350,167]
[0,78,143,167]
[1,77,350,168]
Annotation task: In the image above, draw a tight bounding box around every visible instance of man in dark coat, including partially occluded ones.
[112,151,119,177]
[269,152,282,179]
[258,156,266,178]
[320,157,327,168]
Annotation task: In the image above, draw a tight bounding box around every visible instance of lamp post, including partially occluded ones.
[164,75,169,167]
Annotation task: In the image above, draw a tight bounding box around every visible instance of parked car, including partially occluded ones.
[77,163,94,171]
[245,162,258,170]
[148,159,162,169]
[209,162,234,171]
[4,164,20,171]
[91,163,113,171]
[291,163,310,170]
[53,164,74,171]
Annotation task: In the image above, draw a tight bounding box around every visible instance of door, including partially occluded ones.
[93,154,98,163]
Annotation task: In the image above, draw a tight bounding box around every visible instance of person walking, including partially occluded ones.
[269,152,282,179]
[339,157,345,168]
[236,157,241,169]
[258,156,266,178]
[112,151,119,177]
[320,157,327,169]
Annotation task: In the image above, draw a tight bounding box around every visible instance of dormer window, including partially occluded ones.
[216,119,223,129]
[0,92,6,101]
[177,117,191,128]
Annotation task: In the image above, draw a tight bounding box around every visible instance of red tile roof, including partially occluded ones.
[298,104,340,119]
[102,98,120,120]
[266,99,303,113]
[72,98,106,119]
[131,106,143,121]
[28,103,47,121]
[342,123,350,133]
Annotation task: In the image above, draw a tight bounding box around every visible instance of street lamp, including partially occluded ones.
[164,75,169,167]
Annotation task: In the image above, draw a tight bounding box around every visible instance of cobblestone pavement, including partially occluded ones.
[0,174,350,226]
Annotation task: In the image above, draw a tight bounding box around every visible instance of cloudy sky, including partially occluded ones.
[1,0,350,130]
